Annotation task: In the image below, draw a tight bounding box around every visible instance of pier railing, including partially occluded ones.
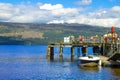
[61,37,103,45]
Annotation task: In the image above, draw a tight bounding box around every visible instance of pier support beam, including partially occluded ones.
[86,46,88,56]
[93,46,101,56]
[59,43,63,61]
[50,47,54,60]
[101,43,105,55]
[82,45,88,56]
[59,43,63,57]
[71,46,74,61]
[47,46,50,57]
[118,44,120,53]
[99,45,101,55]
[47,45,54,61]
[77,47,80,57]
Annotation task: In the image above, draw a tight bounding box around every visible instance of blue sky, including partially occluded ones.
[0,0,119,8]
[0,0,120,27]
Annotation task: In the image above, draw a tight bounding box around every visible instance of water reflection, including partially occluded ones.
[0,45,120,80]
[0,55,46,62]
[109,68,120,77]
[78,65,99,71]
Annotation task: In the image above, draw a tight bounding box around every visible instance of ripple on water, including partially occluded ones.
[0,45,120,80]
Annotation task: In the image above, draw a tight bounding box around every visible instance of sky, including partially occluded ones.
[0,0,120,27]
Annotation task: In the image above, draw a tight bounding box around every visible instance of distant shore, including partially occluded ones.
[0,22,120,45]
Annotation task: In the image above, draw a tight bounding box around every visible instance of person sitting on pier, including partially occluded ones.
[90,35,98,43]
[78,35,84,43]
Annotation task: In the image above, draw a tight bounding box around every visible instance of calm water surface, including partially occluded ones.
[0,45,120,80]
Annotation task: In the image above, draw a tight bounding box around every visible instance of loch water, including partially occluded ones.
[0,45,120,80]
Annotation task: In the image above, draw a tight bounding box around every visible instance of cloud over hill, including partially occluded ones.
[0,2,120,27]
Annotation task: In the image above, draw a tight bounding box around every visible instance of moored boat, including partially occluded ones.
[78,56,101,67]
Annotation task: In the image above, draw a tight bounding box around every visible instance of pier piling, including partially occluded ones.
[77,47,80,57]
[47,46,50,57]
[82,46,88,56]
[50,47,54,60]
[47,45,54,61]
[59,43,63,57]
[71,46,74,61]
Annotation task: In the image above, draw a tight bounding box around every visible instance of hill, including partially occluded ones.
[0,22,119,45]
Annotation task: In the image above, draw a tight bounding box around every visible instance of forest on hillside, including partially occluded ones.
[0,22,119,45]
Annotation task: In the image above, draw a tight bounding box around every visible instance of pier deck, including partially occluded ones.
[49,42,102,47]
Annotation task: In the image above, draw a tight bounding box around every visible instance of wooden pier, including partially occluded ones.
[47,38,120,64]
[47,42,102,61]
[46,26,120,67]
[47,42,120,67]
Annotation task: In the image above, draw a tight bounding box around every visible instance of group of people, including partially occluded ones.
[66,32,118,43]
[69,35,99,43]
[102,32,118,43]
[66,26,118,43]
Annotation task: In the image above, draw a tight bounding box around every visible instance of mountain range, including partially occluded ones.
[0,22,119,45]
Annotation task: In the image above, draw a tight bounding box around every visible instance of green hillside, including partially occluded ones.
[0,22,119,45]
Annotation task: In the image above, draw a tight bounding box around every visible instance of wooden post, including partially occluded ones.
[82,46,86,56]
[77,47,80,57]
[101,43,105,55]
[59,43,63,57]
[47,45,54,61]
[71,46,74,61]
[118,44,120,53]
[85,45,88,56]
[116,42,119,53]
[50,47,54,61]
[47,45,51,61]
[98,45,101,56]
[47,45,51,57]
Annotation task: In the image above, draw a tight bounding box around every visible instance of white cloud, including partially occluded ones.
[76,0,92,5]
[47,20,64,24]
[39,4,63,10]
[111,6,120,12]
[86,7,120,27]
[0,2,120,27]
[81,18,119,27]
[39,3,79,17]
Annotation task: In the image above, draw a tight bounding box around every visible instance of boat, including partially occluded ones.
[78,55,101,67]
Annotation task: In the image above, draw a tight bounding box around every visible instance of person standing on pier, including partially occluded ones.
[71,35,75,43]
